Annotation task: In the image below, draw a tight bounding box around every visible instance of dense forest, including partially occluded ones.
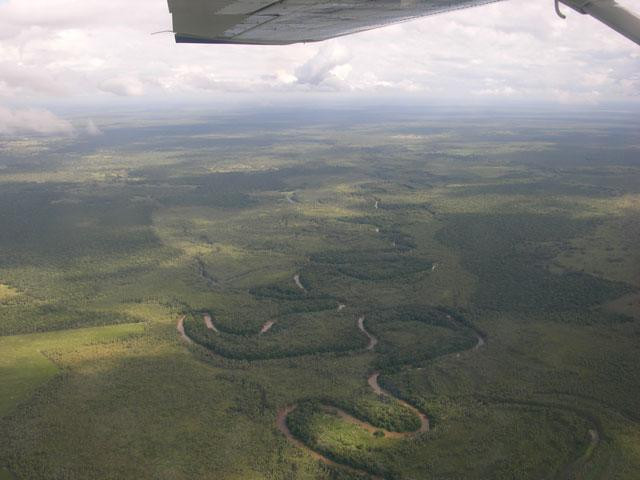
[0,107,639,480]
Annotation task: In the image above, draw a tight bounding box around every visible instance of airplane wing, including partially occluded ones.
[559,0,640,45]
[167,0,640,46]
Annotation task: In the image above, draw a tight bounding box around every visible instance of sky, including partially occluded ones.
[0,0,639,134]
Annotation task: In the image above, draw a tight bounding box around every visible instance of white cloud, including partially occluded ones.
[0,105,74,136]
[0,62,72,96]
[99,77,145,96]
[294,44,352,86]
[0,0,637,104]
[86,119,101,136]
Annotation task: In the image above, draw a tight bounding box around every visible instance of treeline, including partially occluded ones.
[367,306,478,371]
[327,396,421,433]
[276,298,340,316]
[475,268,633,313]
[382,229,417,251]
[183,315,366,361]
[338,217,417,251]
[310,250,431,281]
[456,180,618,198]
[191,297,337,336]
[152,169,286,192]
[379,202,437,216]
[436,213,633,314]
[0,304,141,336]
[373,334,475,372]
[143,164,350,195]
[286,402,390,479]
[368,305,456,329]
[249,279,339,318]
[374,376,428,423]
[250,284,309,300]
[158,190,256,209]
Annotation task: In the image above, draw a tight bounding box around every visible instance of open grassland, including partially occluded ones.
[0,322,145,418]
[0,107,639,479]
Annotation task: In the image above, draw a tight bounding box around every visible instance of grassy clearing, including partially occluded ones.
[0,285,19,303]
[0,323,145,417]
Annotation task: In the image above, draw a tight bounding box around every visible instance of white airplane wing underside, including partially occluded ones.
[169,0,501,44]
[167,0,640,45]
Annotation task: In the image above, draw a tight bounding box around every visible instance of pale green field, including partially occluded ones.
[0,323,145,417]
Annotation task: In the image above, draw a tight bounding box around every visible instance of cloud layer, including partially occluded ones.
[0,0,638,105]
[0,105,74,135]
